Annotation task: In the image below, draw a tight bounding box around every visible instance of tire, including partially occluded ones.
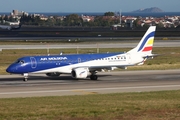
[23,78,27,82]
[90,75,98,80]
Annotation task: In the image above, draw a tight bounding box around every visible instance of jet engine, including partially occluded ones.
[71,68,89,79]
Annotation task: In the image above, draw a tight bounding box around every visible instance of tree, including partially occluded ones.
[104,12,115,16]
[4,15,9,21]
[157,22,164,28]
[64,14,83,26]
[133,18,141,28]
[20,14,32,24]
[143,23,150,28]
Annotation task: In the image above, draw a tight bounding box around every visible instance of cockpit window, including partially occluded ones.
[15,60,25,64]
[20,60,25,64]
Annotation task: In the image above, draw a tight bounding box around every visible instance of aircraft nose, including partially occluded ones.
[6,65,15,73]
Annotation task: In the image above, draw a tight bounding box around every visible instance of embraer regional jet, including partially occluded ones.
[6,26,156,81]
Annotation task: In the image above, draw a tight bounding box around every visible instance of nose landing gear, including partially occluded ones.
[23,73,28,82]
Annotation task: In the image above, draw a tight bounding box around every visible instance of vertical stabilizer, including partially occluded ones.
[128,26,156,55]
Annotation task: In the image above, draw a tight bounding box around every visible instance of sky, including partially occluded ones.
[0,0,179,13]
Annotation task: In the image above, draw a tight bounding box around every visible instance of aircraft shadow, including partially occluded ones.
[0,75,112,82]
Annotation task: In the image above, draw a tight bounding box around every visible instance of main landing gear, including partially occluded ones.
[46,72,61,77]
[90,71,98,80]
[23,73,28,82]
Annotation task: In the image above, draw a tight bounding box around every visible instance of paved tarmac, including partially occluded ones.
[0,69,180,98]
[0,40,180,50]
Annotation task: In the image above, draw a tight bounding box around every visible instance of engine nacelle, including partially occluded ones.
[71,68,89,79]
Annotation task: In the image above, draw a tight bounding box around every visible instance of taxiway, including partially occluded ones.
[0,40,180,49]
[0,69,180,98]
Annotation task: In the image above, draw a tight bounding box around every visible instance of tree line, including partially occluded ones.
[1,12,180,29]
[18,12,120,27]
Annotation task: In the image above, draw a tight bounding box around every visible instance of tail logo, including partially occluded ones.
[138,31,155,52]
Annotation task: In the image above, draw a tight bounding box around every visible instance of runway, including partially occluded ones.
[1,40,180,49]
[0,69,180,98]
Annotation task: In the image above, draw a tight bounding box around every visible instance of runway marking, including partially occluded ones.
[0,84,180,95]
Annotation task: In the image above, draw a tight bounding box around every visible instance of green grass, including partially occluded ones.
[1,47,180,74]
[0,90,180,120]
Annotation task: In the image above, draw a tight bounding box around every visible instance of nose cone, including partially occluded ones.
[6,65,16,73]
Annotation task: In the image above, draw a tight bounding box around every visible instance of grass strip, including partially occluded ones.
[0,90,180,120]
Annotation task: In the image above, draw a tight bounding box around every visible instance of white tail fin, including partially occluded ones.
[128,26,156,55]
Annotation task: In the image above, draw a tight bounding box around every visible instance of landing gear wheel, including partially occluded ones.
[23,78,28,82]
[90,75,98,80]
[23,73,28,82]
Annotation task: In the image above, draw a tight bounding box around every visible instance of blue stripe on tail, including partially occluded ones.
[138,31,155,52]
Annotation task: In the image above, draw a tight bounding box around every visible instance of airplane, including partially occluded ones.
[6,26,156,81]
[0,24,21,30]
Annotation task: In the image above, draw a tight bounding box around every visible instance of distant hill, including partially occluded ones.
[133,7,164,12]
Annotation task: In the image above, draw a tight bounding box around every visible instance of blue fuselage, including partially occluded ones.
[6,52,124,74]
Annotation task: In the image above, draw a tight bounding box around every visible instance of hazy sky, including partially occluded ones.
[0,0,179,13]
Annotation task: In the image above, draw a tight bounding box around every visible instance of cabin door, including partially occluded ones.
[78,58,81,63]
[30,57,37,69]
[126,53,131,64]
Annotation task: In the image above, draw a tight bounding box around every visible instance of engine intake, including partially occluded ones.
[71,68,89,79]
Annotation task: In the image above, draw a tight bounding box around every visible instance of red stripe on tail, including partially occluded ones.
[142,46,152,52]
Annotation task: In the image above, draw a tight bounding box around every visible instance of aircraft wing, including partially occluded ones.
[88,66,122,72]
